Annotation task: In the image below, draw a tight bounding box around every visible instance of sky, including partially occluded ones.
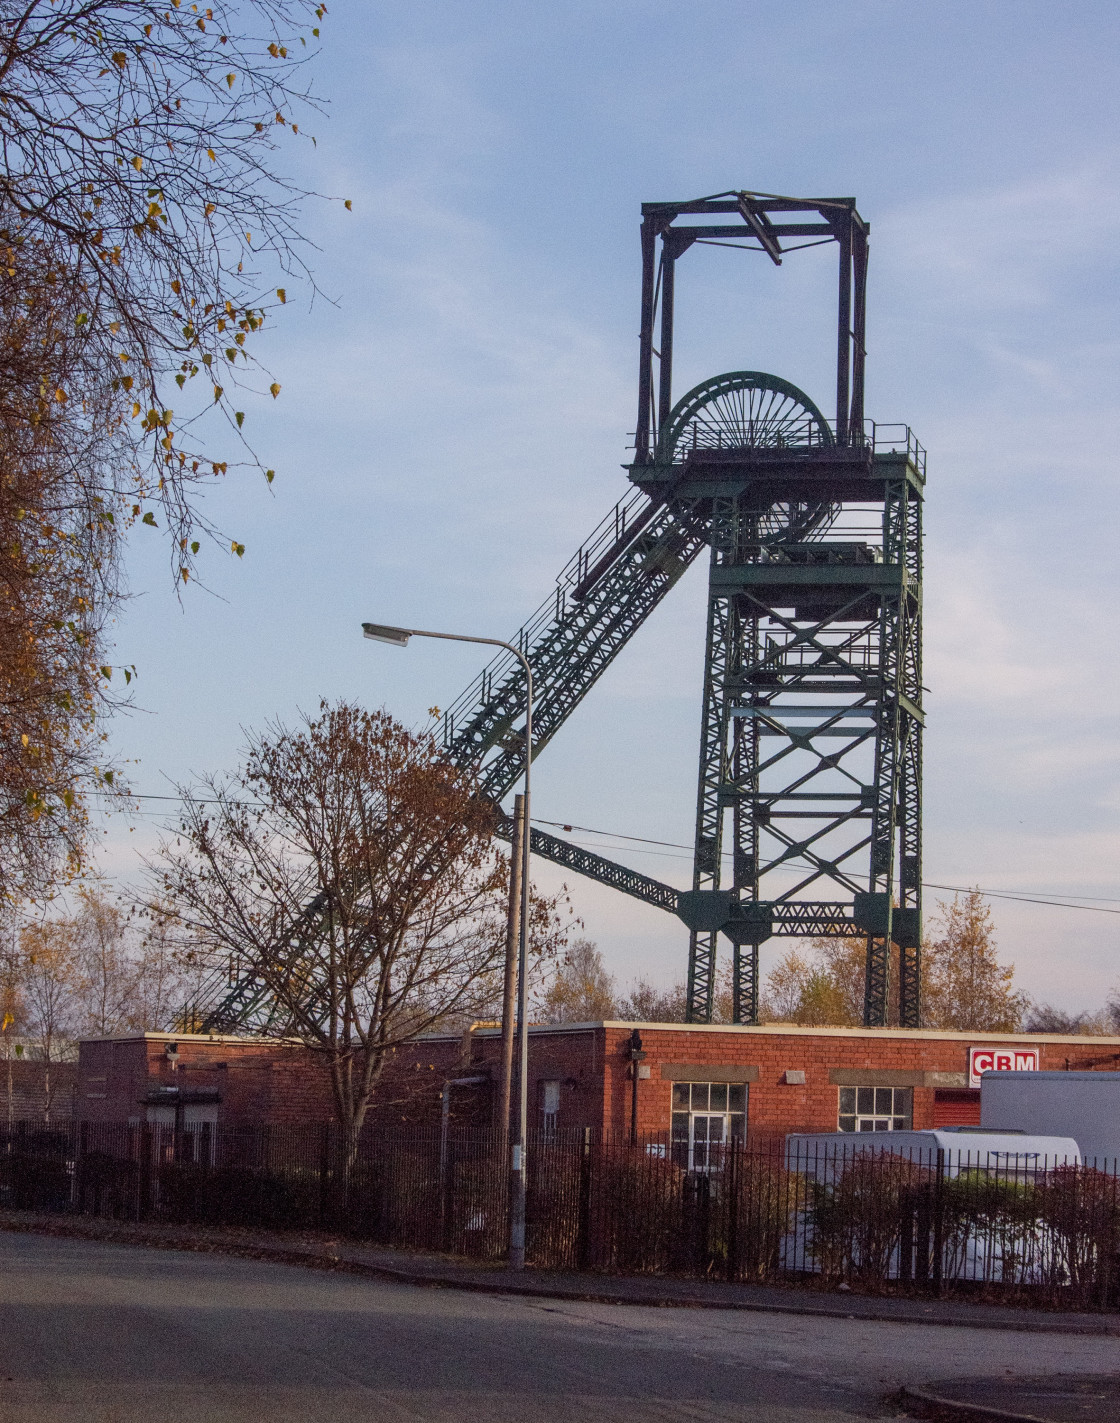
[95,0,1120,1013]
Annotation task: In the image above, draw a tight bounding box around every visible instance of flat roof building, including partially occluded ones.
[78,1021,1120,1155]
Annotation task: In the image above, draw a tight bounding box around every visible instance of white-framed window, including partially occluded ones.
[670,1081,747,1169]
[838,1085,913,1133]
[540,1079,560,1141]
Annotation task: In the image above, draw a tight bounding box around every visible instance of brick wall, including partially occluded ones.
[78,1022,1120,1139]
[0,1059,77,1123]
[592,1022,1120,1137]
[78,1032,482,1130]
[447,1021,1120,1139]
[78,1034,336,1127]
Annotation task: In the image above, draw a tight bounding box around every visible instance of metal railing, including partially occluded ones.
[664,417,925,476]
[2,1123,1117,1308]
[436,417,923,764]
[437,485,654,753]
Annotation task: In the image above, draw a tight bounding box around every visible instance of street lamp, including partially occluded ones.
[362,621,533,1271]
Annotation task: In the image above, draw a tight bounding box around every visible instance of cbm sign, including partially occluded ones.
[969,1046,1040,1089]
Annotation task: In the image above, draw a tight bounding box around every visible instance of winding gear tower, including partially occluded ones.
[194,191,925,1034]
[628,194,924,1028]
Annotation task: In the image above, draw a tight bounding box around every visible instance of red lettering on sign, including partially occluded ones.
[969,1046,1039,1088]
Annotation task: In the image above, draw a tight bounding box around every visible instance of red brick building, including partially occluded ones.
[78,1022,1120,1153]
[78,1032,335,1132]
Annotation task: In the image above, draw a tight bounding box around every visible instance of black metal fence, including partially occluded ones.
[2,1121,1118,1309]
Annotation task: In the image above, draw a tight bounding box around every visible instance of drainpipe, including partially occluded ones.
[459,1020,500,1071]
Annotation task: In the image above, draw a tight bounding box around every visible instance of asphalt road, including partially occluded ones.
[0,1232,1116,1422]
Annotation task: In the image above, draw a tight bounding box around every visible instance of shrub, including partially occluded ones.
[155,1162,317,1230]
[1037,1165,1120,1296]
[808,1151,931,1283]
[590,1143,687,1274]
[0,1149,71,1213]
[719,1149,804,1281]
[938,1168,1039,1284]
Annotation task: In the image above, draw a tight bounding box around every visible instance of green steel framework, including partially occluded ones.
[190,191,925,1036]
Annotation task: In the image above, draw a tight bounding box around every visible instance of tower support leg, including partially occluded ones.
[863,935,890,1028]
[898,945,921,1029]
[732,943,759,1026]
[686,931,717,1023]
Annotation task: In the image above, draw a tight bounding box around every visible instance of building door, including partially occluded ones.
[932,1089,981,1128]
[690,1112,724,1169]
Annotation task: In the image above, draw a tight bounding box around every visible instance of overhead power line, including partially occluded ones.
[533,818,1120,918]
[90,792,1120,918]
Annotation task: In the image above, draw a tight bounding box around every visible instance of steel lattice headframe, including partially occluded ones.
[191,191,924,1035]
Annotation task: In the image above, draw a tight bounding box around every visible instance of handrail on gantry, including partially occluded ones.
[435,489,707,801]
[436,485,653,742]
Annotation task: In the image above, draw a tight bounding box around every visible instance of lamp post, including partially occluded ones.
[628,1028,645,1146]
[362,621,533,1271]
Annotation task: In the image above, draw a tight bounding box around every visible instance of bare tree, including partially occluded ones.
[16,917,80,1122]
[1023,1005,1089,1035]
[0,928,25,1128]
[133,897,205,1030]
[1022,1003,1117,1037]
[69,886,141,1037]
[0,0,331,540]
[67,884,195,1034]
[762,948,814,1023]
[0,240,126,897]
[149,701,567,1165]
[761,939,870,1026]
[616,977,686,1023]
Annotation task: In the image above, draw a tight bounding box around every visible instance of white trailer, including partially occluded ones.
[980,1070,1120,1166]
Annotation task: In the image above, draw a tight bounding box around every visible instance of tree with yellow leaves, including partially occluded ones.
[922,890,1027,1032]
[0,1,335,895]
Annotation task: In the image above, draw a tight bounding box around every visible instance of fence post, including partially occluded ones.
[577,1126,592,1271]
[898,1185,913,1283]
[932,1148,945,1298]
[696,1173,711,1278]
[441,1133,455,1253]
[74,1121,89,1214]
[914,1183,931,1284]
[138,1125,153,1222]
[725,1142,739,1283]
[318,1122,331,1228]
[1101,1173,1120,1311]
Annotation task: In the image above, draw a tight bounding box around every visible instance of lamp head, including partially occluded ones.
[362,622,411,648]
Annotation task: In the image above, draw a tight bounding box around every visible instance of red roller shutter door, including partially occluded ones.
[932,1089,981,1127]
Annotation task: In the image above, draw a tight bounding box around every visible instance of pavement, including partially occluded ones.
[0,1228,1118,1422]
[900,1375,1120,1422]
[2,1208,1118,1336]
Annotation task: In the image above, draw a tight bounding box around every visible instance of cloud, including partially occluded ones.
[877,158,1120,311]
